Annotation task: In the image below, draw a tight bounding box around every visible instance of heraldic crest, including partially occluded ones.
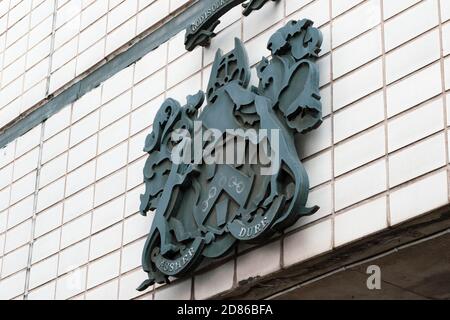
[138,19,323,290]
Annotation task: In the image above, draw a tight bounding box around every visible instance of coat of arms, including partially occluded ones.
[137,19,323,290]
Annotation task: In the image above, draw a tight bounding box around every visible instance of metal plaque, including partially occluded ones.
[138,19,323,291]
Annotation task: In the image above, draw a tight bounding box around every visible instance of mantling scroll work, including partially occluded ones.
[185,0,278,51]
[138,19,323,291]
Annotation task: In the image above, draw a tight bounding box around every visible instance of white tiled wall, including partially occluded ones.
[0,0,186,129]
[0,0,449,300]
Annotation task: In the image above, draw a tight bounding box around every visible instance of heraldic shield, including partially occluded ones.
[137,19,323,290]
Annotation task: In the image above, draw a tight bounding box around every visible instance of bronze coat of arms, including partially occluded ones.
[138,19,323,290]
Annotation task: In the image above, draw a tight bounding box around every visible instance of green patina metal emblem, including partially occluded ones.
[138,19,323,291]
[185,0,278,51]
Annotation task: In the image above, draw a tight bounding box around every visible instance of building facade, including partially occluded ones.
[0,0,449,300]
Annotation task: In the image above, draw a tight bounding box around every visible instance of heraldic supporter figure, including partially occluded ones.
[137,19,323,290]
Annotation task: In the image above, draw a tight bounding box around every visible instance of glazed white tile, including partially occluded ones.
[195,259,234,300]
[384,0,439,51]
[34,203,63,237]
[237,240,281,281]
[284,219,333,267]
[58,239,89,274]
[334,91,385,143]
[154,278,191,300]
[86,250,121,289]
[383,0,421,19]
[120,238,145,273]
[388,98,444,152]
[332,0,380,48]
[333,26,382,79]
[385,29,440,84]
[63,186,94,223]
[31,228,60,264]
[333,58,383,110]
[334,196,387,247]
[390,170,448,225]
[334,125,385,176]
[332,0,365,18]
[86,279,119,300]
[389,133,446,187]
[55,266,87,299]
[0,270,27,299]
[386,63,442,117]
[92,195,125,233]
[335,159,387,211]
[89,223,123,260]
